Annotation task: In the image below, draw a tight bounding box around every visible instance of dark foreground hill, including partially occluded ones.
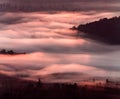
[0,74,120,99]
[76,16,120,45]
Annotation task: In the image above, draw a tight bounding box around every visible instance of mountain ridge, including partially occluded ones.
[75,16,120,44]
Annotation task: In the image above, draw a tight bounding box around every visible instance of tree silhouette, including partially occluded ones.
[0,49,6,54]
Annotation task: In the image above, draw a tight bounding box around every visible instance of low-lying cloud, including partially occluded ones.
[0,3,119,82]
[0,51,120,82]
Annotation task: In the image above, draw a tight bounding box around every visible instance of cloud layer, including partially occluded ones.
[0,1,120,82]
[0,51,120,82]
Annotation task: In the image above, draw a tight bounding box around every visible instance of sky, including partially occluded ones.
[0,0,120,12]
[0,0,120,83]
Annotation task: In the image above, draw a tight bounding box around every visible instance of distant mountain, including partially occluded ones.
[0,49,26,55]
[76,16,120,45]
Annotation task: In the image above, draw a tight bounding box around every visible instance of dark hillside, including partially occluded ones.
[0,74,120,99]
[77,17,120,44]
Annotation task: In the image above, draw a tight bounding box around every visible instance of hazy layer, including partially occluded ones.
[0,11,120,82]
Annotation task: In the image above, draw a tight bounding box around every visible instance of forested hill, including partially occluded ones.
[76,16,120,44]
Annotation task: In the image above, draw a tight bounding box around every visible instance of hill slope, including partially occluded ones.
[77,16,120,44]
